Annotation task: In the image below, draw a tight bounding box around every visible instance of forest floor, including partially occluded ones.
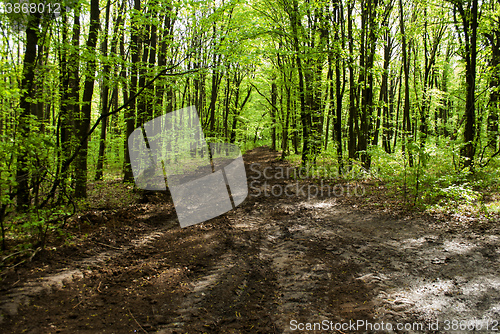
[1,146,500,333]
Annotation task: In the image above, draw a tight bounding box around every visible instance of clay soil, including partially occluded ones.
[1,146,500,333]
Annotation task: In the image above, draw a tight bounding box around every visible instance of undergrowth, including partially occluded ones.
[0,176,140,269]
[285,142,500,221]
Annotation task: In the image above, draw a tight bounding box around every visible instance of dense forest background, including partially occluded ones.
[0,0,499,251]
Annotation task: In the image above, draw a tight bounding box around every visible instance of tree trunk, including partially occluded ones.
[208,22,220,134]
[347,1,358,163]
[282,83,291,159]
[333,1,344,169]
[373,31,391,148]
[137,23,150,127]
[123,0,141,183]
[271,80,278,150]
[58,10,72,183]
[74,0,99,198]
[486,29,500,151]
[16,14,40,211]
[95,0,113,181]
[456,0,478,168]
[65,7,81,195]
[399,0,413,167]
[286,0,311,164]
[325,59,333,151]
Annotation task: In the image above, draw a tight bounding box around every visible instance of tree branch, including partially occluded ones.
[250,83,280,114]
[41,62,200,208]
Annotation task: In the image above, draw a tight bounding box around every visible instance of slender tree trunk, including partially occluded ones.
[137,22,150,126]
[347,0,357,163]
[456,0,478,168]
[325,59,333,151]
[420,14,445,147]
[123,0,141,183]
[486,29,500,151]
[335,51,344,170]
[208,23,220,134]
[373,34,389,148]
[230,77,241,144]
[399,0,413,167]
[16,14,40,210]
[333,1,344,170]
[393,66,402,151]
[157,5,173,119]
[288,0,311,164]
[146,10,158,121]
[95,0,112,181]
[58,10,71,181]
[230,85,251,143]
[358,0,380,169]
[64,7,81,196]
[357,0,368,165]
[74,0,100,198]
[276,50,289,159]
[271,80,277,150]
[281,68,291,159]
[384,75,398,153]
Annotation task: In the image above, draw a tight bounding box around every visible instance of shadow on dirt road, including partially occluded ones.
[1,146,499,333]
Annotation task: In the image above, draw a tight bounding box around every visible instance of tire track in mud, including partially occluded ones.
[0,217,177,325]
[152,148,379,334]
[156,211,281,334]
[254,201,378,334]
[155,201,346,334]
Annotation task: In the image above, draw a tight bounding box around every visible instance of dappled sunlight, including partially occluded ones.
[379,273,500,327]
[443,239,477,254]
[305,200,337,209]
[462,276,500,296]
[297,199,338,208]
[372,229,500,330]
[398,237,428,249]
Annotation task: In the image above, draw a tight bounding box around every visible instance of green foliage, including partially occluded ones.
[85,180,140,210]
[286,148,379,182]
[366,139,497,216]
[8,205,73,249]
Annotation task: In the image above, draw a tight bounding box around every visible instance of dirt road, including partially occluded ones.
[1,146,500,333]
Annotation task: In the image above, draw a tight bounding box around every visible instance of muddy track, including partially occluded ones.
[1,146,500,333]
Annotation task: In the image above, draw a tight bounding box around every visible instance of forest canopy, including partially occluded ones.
[0,0,499,249]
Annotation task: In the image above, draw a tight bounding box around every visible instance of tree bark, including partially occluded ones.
[123,0,141,183]
[486,28,500,151]
[16,14,40,211]
[347,0,358,163]
[287,0,311,164]
[399,0,413,167]
[454,0,478,168]
[74,0,100,198]
[95,0,113,181]
[271,80,278,150]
